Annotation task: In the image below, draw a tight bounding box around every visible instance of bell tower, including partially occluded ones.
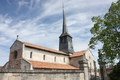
[59,8,74,54]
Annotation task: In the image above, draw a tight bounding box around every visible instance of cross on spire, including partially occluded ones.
[17,35,19,40]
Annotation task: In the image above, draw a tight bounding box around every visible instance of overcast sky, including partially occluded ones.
[0,0,118,68]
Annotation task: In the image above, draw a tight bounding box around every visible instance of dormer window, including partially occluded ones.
[30,52,32,58]
[13,51,18,59]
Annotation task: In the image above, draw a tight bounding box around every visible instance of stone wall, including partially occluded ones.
[8,40,23,70]
[85,49,94,71]
[0,69,84,80]
[70,56,83,68]
[8,49,22,69]
[23,46,69,64]
[10,40,23,53]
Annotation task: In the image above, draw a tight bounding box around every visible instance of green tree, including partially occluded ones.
[89,0,120,65]
[109,61,120,80]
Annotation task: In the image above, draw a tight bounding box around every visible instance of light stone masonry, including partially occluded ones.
[0,70,84,80]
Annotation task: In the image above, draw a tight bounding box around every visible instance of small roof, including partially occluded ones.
[22,41,69,56]
[106,66,113,70]
[70,50,86,58]
[0,66,2,69]
[29,60,79,70]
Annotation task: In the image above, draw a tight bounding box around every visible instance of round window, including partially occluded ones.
[13,51,18,59]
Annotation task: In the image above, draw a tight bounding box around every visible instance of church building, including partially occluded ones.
[2,8,95,76]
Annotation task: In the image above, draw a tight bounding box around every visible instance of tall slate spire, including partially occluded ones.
[59,6,74,54]
[60,9,72,38]
[62,9,68,35]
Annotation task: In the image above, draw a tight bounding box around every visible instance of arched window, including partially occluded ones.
[43,55,45,60]
[30,52,32,58]
[54,57,56,62]
[13,51,18,59]
[64,58,65,63]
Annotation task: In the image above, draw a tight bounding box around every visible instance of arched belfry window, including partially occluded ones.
[13,51,18,59]
[30,52,32,58]
[43,55,45,60]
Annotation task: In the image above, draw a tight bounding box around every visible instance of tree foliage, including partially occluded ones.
[89,0,120,64]
[109,61,120,80]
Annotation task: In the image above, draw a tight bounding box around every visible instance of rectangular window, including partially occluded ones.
[43,55,45,60]
[30,52,32,58]
[54,57,56,62]
[64,58,65,63]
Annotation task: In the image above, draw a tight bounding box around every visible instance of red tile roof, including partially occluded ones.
[22,41,69,56]
[0,66,2,69]
[70,50,86,58]
[106,66,113,70]
[28,60,79,70]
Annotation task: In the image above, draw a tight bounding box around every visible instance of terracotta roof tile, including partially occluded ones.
[22,41,69,56]
[70,50,86,58]
[106,66,113,70]
[0,66,2,69]
[28,60,79,70]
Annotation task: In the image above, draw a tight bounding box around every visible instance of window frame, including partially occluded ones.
[13,51,18,59]
[64,57,65,63]
[30,52,32,58]
[43,55,45,60]
[54,57,56,62]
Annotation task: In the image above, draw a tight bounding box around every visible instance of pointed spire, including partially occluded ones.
[62,9,68,34]
[60,4,72,38]
[59,4,74,54]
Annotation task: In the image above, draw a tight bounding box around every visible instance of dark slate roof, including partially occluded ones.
[59,9,72,38]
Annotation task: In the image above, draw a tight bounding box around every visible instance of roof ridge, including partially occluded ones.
[29,60,69,65]
[28,60,79,70]
[74,50,86,53]
[70,50,87,58]
[21,41,69,56]
[22,41,65,52]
